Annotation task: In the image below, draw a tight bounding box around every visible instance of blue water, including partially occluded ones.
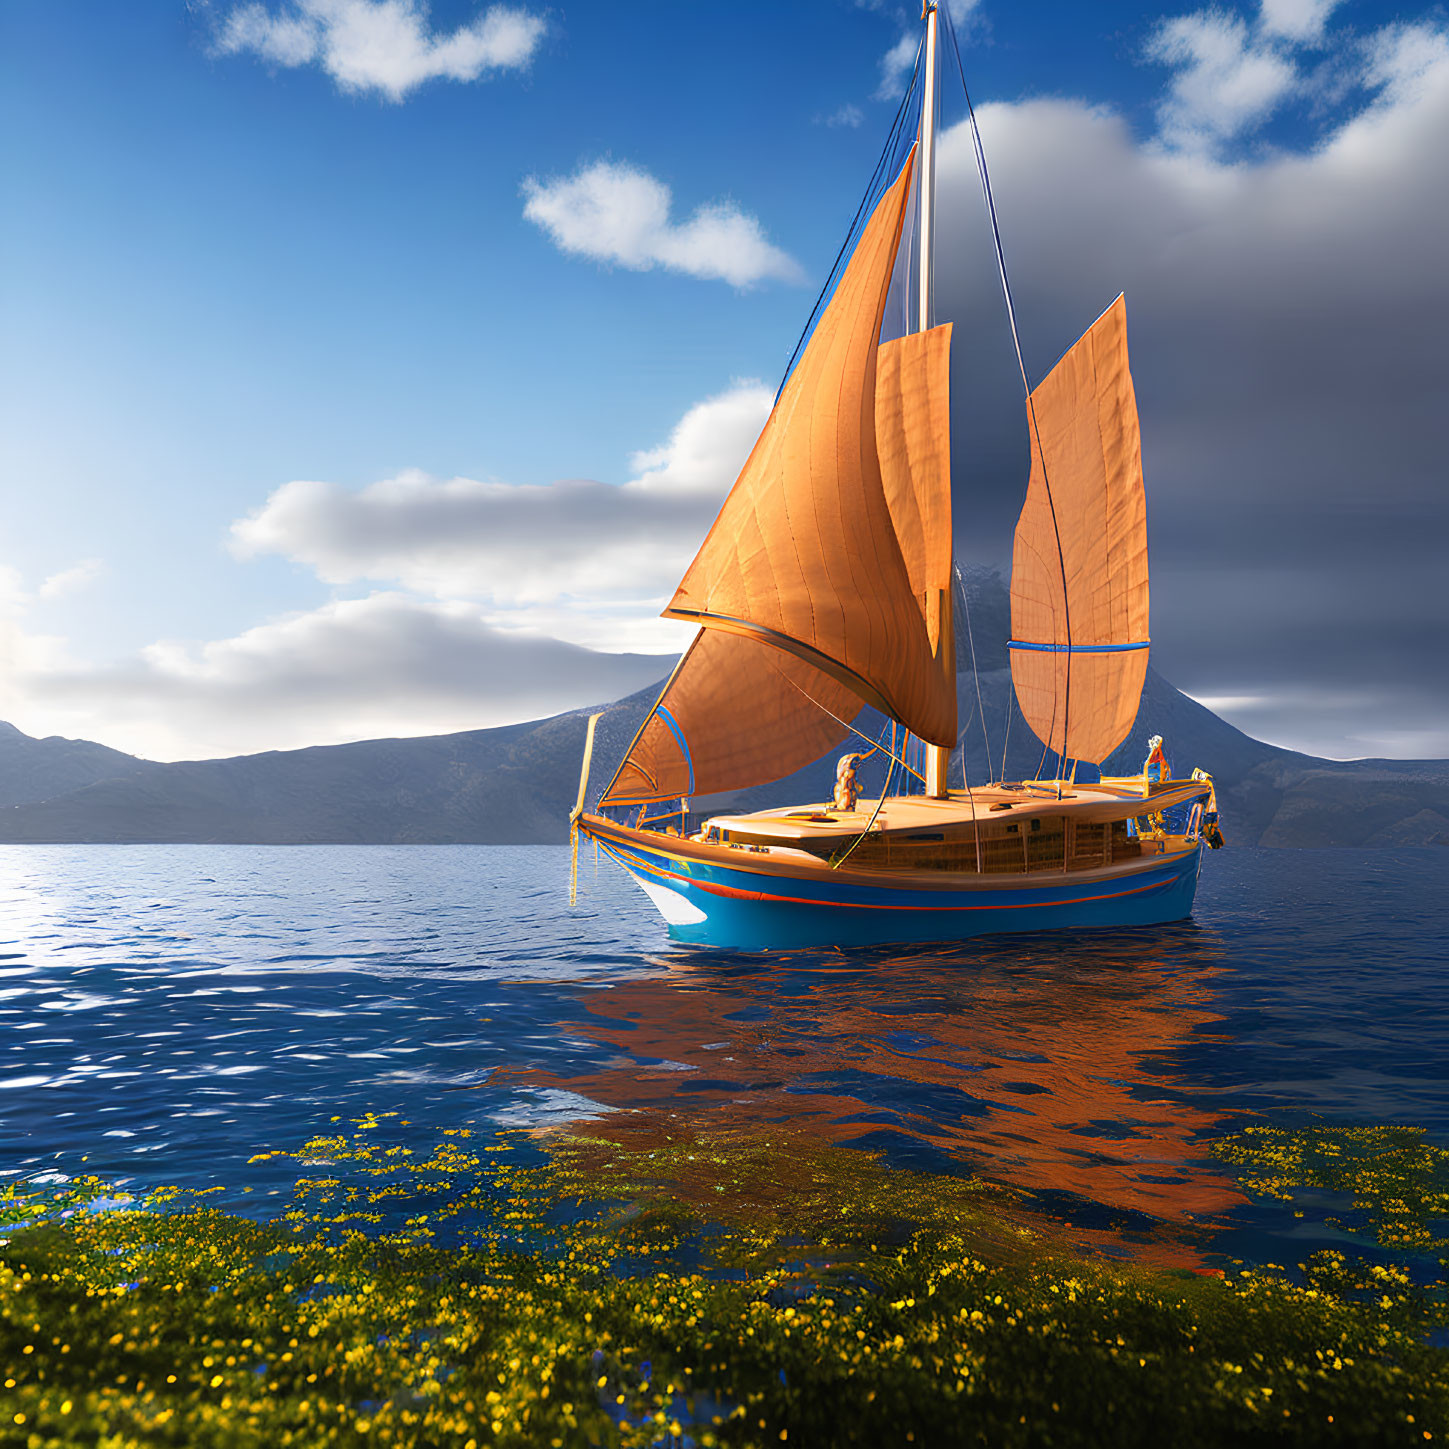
[1,844,1446,1266]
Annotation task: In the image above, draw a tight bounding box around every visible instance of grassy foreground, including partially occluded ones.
[1,1117,1446,1448]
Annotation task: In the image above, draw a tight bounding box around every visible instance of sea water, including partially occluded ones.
[1,843,1445,1269]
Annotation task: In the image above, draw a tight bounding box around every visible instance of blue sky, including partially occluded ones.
[2,0,1446,760]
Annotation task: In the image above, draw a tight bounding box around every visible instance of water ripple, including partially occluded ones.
[0,842,1445,1266]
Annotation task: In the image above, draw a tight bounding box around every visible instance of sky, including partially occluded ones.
[1,0,1445,763]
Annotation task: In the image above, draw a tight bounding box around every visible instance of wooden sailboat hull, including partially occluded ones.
[580,814,1203,951]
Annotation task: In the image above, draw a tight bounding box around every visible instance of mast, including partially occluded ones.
[918,1,955,799]
[917,4,938,334]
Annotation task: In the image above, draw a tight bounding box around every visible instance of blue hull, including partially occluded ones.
[589,825,1204,951]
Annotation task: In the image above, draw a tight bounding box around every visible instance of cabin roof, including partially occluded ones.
[704,780,1209,842]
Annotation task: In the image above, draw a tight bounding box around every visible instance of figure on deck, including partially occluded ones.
[1143,735,1168,782]
[833,753,863,813]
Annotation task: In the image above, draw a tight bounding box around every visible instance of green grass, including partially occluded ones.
[1,1115,1445,1447]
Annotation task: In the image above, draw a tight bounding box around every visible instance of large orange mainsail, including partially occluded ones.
[601,148,957,807]
[661,148,955,750]
[1009,294,1149,766]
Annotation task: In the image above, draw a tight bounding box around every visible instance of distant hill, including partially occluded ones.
[2,573,1445,847]
[0,696,655,845]
[0,721,165,807]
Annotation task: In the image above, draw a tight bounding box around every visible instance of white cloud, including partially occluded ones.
[0,382,772,758]
[230,381,773,645]
[1142,0,1415,154]
[876,33,918,102]
[222,7,318,65]
[1186,685,1449,761]
[3,594,672,761]
[214,0,545,102]
[625,383,773,496]
[0,559,105,610]
[1258,0,1342,44]
[1145,10,1298,152]
[821,103,865,129]
[36,559,103,601]
[521,161,802,288]
[1363,20,1449,105]
[1182,692,1270,715]
[0,569,66,684]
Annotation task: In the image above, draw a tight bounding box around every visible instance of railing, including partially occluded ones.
[628,808,713,839]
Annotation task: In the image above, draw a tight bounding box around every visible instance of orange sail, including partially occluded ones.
[1009,294,1149,765]
[599,628,861,806]
[876,323,955,664]
[662,149,957,749]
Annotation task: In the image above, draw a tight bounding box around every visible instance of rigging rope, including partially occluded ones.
[759,648,926,784]
[776,42,923,401]
[831,737,898,871]
[954,562,993,783]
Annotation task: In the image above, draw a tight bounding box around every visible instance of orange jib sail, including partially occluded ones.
[599,628,861,807]
[662,149,956,749]
[1009,294,1149,765]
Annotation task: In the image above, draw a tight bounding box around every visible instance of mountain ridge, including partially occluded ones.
[3,681,1444,848]
[3,573,1444,847]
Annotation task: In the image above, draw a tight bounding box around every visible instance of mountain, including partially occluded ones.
[0,695,652,845]
[2,573,1444,847]
[0,721,165,807]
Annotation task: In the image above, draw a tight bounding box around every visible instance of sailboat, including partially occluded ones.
[573,2,1221,951]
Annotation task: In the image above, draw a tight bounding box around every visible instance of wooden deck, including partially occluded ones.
[649,778,1214,878]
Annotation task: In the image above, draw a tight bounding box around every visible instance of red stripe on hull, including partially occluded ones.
[599,838,1183,914]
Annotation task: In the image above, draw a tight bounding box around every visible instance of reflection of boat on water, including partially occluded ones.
[507,932,1245,1253]
[575,2,1219,950]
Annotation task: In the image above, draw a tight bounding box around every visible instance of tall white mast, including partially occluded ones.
[919,1,955,800]
[917,2,938,340]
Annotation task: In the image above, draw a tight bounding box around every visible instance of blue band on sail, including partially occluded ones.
[654,704,695,796]
[1007,640,1150,654]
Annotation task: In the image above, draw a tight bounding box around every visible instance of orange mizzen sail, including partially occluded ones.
[599,628,861,807]
[1009,294,1149,765]
[663,148,957,749]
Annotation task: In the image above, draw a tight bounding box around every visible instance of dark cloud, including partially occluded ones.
[929,44,1449,757]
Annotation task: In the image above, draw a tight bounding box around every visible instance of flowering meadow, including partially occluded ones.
[2,1116,1445,1447]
